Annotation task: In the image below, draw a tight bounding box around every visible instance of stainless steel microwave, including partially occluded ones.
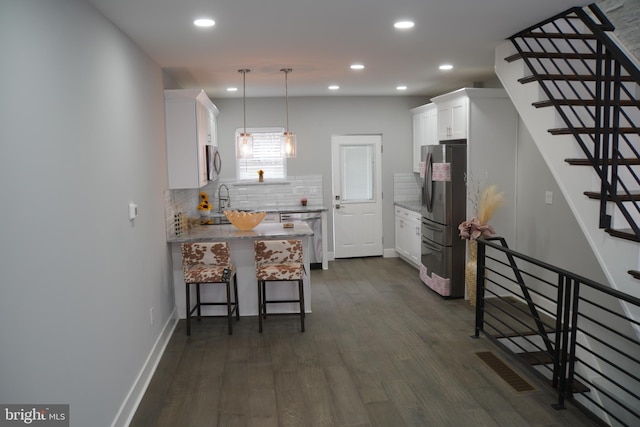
[205,145,221,181]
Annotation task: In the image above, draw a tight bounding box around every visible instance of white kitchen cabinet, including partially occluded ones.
[435,93,467,141]
[165,89,219,189]
[410,103,438,173]
[395,206,421,268]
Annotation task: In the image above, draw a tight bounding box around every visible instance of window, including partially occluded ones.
[236,127,287,180]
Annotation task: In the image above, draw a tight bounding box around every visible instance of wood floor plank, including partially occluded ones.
[324,365,370,425]
[366,400,407,427]
[130,257,602,427]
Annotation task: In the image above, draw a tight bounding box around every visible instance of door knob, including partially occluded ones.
[335,204,340,209]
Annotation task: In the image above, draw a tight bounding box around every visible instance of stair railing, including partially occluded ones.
[475,237,640,426]
[508,4,640,241]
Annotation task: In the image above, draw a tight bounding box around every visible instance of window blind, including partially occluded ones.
[236,128,286,180]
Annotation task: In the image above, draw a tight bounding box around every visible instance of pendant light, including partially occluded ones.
[280,68,297,158]
[236,69,253,159]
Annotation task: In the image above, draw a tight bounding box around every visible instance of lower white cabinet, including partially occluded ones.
[394,206,421,268]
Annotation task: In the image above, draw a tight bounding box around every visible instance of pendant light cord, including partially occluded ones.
[239,69,250,133]
[281,68,292,132]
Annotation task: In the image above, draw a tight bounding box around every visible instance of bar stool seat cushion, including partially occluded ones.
[256,263,303,281]
[183,264,236,283]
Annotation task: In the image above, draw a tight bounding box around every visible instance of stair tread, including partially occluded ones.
[490,329,554,339]
[515,352,591,393]
[583,190,640,201]
[517,350,554,365]
[505,52,598,62]
[565,158,640,166]
[519,32,597,40]
[534,99,640,108]
[520,74,636,84]
[549,127,638,135]
[548,378,591,394]
[606,228,640,242]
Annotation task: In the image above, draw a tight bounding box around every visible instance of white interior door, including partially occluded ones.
[331,134,383,258]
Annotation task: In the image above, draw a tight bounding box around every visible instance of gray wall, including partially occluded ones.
[0,1,174,425]
[515,119,608,282]
[212,96,428,252]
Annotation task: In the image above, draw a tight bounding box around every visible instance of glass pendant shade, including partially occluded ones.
[280,68,297,158]
[281,131,297,158]
[236,132,253,159]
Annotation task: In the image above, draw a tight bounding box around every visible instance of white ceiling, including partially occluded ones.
[87,0,588,99]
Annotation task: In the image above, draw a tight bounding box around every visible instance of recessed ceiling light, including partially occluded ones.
[328,85,340,90]
[350,64,365,70]
[227,87,238,92]
[193,18,215,27]
[396,85,408,91]
[439,64,454,71]
[394,21,415,29]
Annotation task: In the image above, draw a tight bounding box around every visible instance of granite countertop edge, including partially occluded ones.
[210,205,327,218]
[394,201,421,213]
[168,221,314,243]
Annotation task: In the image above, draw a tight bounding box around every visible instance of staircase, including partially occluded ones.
[495,4,640,298]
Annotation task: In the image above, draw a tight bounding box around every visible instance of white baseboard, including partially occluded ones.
[384,248,400,258]
[329,249,401,260]
[111,307,178,427]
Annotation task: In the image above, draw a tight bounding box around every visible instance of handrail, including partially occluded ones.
[508,4,640,241]
[475,238,640,425]
[474,237,554,354]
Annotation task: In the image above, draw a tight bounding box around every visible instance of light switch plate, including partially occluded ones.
[129,202,138,220]
[545,191,553,205]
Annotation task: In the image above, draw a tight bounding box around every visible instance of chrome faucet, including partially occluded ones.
[217,184,230,212]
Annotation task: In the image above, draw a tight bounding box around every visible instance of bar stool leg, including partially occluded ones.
[298,279,305,332]
[224,280,232,335]
[261,281,267,318]
[196,283,202,320]
[233,274,240,320]
[186,283,191,336]
[258,279,264,333]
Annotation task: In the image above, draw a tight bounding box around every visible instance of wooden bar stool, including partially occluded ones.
[254,239,306,333]
[181,242,239,335]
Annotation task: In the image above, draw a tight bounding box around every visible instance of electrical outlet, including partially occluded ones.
[545,191,553,205]
[150,307,154,325]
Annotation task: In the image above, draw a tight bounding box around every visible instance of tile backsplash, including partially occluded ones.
[165,175,324,238]
[393,172,420,203]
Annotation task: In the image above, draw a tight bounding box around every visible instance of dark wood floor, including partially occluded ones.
[131,257,600,427]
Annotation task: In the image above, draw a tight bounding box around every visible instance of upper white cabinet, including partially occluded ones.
[410,103,437,173]
[434,93,467,141]
[164,89,219,189]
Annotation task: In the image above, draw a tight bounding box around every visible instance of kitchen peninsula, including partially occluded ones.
[168,222,313,318]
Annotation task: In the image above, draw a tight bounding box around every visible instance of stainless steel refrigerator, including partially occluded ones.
[419,143,467,298]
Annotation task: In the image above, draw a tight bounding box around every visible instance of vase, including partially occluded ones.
[465,240,478,307]
[199,209,213,225]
